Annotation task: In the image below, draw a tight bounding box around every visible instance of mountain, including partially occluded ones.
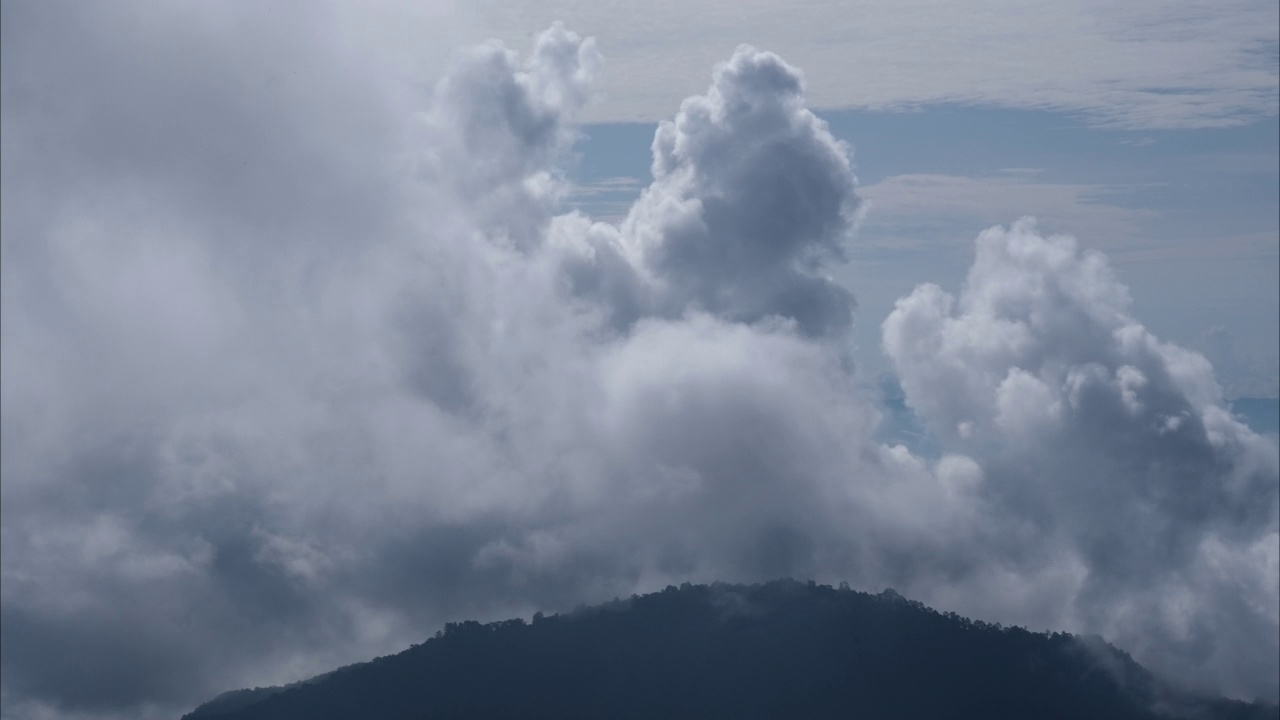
[182,579,1277,720]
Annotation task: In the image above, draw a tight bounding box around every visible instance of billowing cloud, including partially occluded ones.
[884,219,1280,700]
[0,11,875,718]
[551,45,860,338]
[2,5,1276,720]
[419,21,601,251]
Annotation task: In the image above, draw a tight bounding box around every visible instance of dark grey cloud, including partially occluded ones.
[2,4,1275,719]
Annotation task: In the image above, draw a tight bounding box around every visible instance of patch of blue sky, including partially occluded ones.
[563,105,1279,398]
[825,106,1275,190]
[876,385,1280,461]
[1231,397,1280,438]
[569,122,657,184]
[569,105,1277,230]
[873,385,1279,461]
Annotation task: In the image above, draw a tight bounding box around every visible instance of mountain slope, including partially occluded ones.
[183,580,1276,720]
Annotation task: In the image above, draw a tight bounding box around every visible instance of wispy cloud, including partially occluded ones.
[564,177,646,222]
[467,0,1279,129]
[857,173,1159,251]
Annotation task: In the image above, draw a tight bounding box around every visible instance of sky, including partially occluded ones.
[570,109,1280,396]
[1,1,1277,719]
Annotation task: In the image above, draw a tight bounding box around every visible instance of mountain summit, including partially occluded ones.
[183,580,1276,720]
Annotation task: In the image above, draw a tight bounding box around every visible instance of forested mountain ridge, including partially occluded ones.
[183,579,1278,720]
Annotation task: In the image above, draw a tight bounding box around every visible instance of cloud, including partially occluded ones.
[417,21,601,251]
[856,173,1158,253]
[551,45,861,337]
[2,6,1276,719]
[883,218,1280,700]
[467,0,1279,129]
[0,12,872,717]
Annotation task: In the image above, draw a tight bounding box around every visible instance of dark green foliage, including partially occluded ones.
[183,687,288,719]
[183,580,1278,720]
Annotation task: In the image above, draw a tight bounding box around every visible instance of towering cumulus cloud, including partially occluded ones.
[551,46,860,337]
[422,22,601,250]
[1,8,1276,719]
[884,219,1280,699]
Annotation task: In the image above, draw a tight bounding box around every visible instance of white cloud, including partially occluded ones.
[553,45,862,337]
[0,15,893,717]
[883,218,1280,699]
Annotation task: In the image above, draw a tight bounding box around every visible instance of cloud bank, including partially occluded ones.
[1,6,1276,718]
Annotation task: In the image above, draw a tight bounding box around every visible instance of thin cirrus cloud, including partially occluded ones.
[856,172,1160,252]
[465,0,1280,128]
[0,5,1276,720]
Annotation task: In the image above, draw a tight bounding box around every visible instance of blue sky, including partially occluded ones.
[567,108,1279,396]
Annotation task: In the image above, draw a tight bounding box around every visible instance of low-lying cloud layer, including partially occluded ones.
[2,6,1276,719]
